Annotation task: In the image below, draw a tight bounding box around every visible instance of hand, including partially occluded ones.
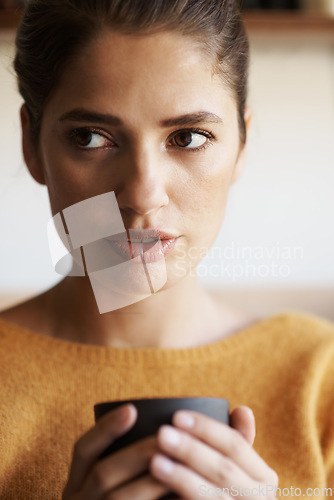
[62,404,174,500]
[149,406,279,499]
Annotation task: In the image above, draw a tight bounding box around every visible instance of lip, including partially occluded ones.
[105,228,179,263]
[108,228,178,242]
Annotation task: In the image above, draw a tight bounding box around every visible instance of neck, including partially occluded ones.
[45,274,226,348]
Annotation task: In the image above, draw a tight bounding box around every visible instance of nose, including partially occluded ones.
[116,146,170,217]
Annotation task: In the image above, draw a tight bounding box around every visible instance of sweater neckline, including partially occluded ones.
[0,313,285,365]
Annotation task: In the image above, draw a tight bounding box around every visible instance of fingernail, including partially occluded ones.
[242,406,254,418]
[174,411,194,428]
[160,426,181,447]
[152,454,173,476]
[115,404,135,422]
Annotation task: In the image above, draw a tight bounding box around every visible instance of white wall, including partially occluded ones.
[1,30,334,310]
[201,33,334,290]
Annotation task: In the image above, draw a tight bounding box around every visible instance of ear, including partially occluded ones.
[20,104,46,185]
[231,106,252,184]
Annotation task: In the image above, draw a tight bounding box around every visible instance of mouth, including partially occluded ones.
[129,237,158,244]
[105,228,178,263]
[108,228,178,241]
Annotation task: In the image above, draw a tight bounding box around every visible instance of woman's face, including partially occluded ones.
[23,30,247,289]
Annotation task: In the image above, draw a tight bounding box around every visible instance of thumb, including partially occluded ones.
[229,406,256,446]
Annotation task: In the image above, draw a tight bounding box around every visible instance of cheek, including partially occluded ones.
[172,164,234,276]
[40,139,99,214]
[172,171,231,273]
[44,161,82,210]
[175,151,236,221]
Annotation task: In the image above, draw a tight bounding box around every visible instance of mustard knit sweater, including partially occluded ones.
[1,312,334,499]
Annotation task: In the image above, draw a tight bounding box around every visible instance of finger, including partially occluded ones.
[103,472,174,500]
[64,403,137,495]
[155,425,275,492]
[151,452,276,500]
[171,411,275,482]
[150,453,233,500]
[79,435,159,499]
[229,406,256,446]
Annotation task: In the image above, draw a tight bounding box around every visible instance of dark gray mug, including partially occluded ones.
[94,397,229,455]
[94,397,229,500]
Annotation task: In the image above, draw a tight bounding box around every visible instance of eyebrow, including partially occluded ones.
[161,112,223,127]
[58,108,223,127]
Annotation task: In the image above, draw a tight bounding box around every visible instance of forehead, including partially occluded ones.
[45,30,237,125]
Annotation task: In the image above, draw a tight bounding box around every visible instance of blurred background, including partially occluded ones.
[0,3,333,319]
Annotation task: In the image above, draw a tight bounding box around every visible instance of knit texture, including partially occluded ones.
[1,312,334,499]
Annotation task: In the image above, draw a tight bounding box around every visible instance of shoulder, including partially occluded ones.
[0,294,52,364]
[271,310,334,344]
[257,312,334,408]
[246,308,334,339]
[255,310,334,360]
[262,312,334,406]
[227,309,334,371]
[286,313,334,476]
[209,288,334,345]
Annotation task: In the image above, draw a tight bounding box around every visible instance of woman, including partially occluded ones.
[0,0,334,499]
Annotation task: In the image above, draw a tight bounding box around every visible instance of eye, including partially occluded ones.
[170,129,214,151]
[69,128,114,149]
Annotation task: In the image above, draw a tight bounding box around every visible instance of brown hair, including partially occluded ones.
[14,0,249,143]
